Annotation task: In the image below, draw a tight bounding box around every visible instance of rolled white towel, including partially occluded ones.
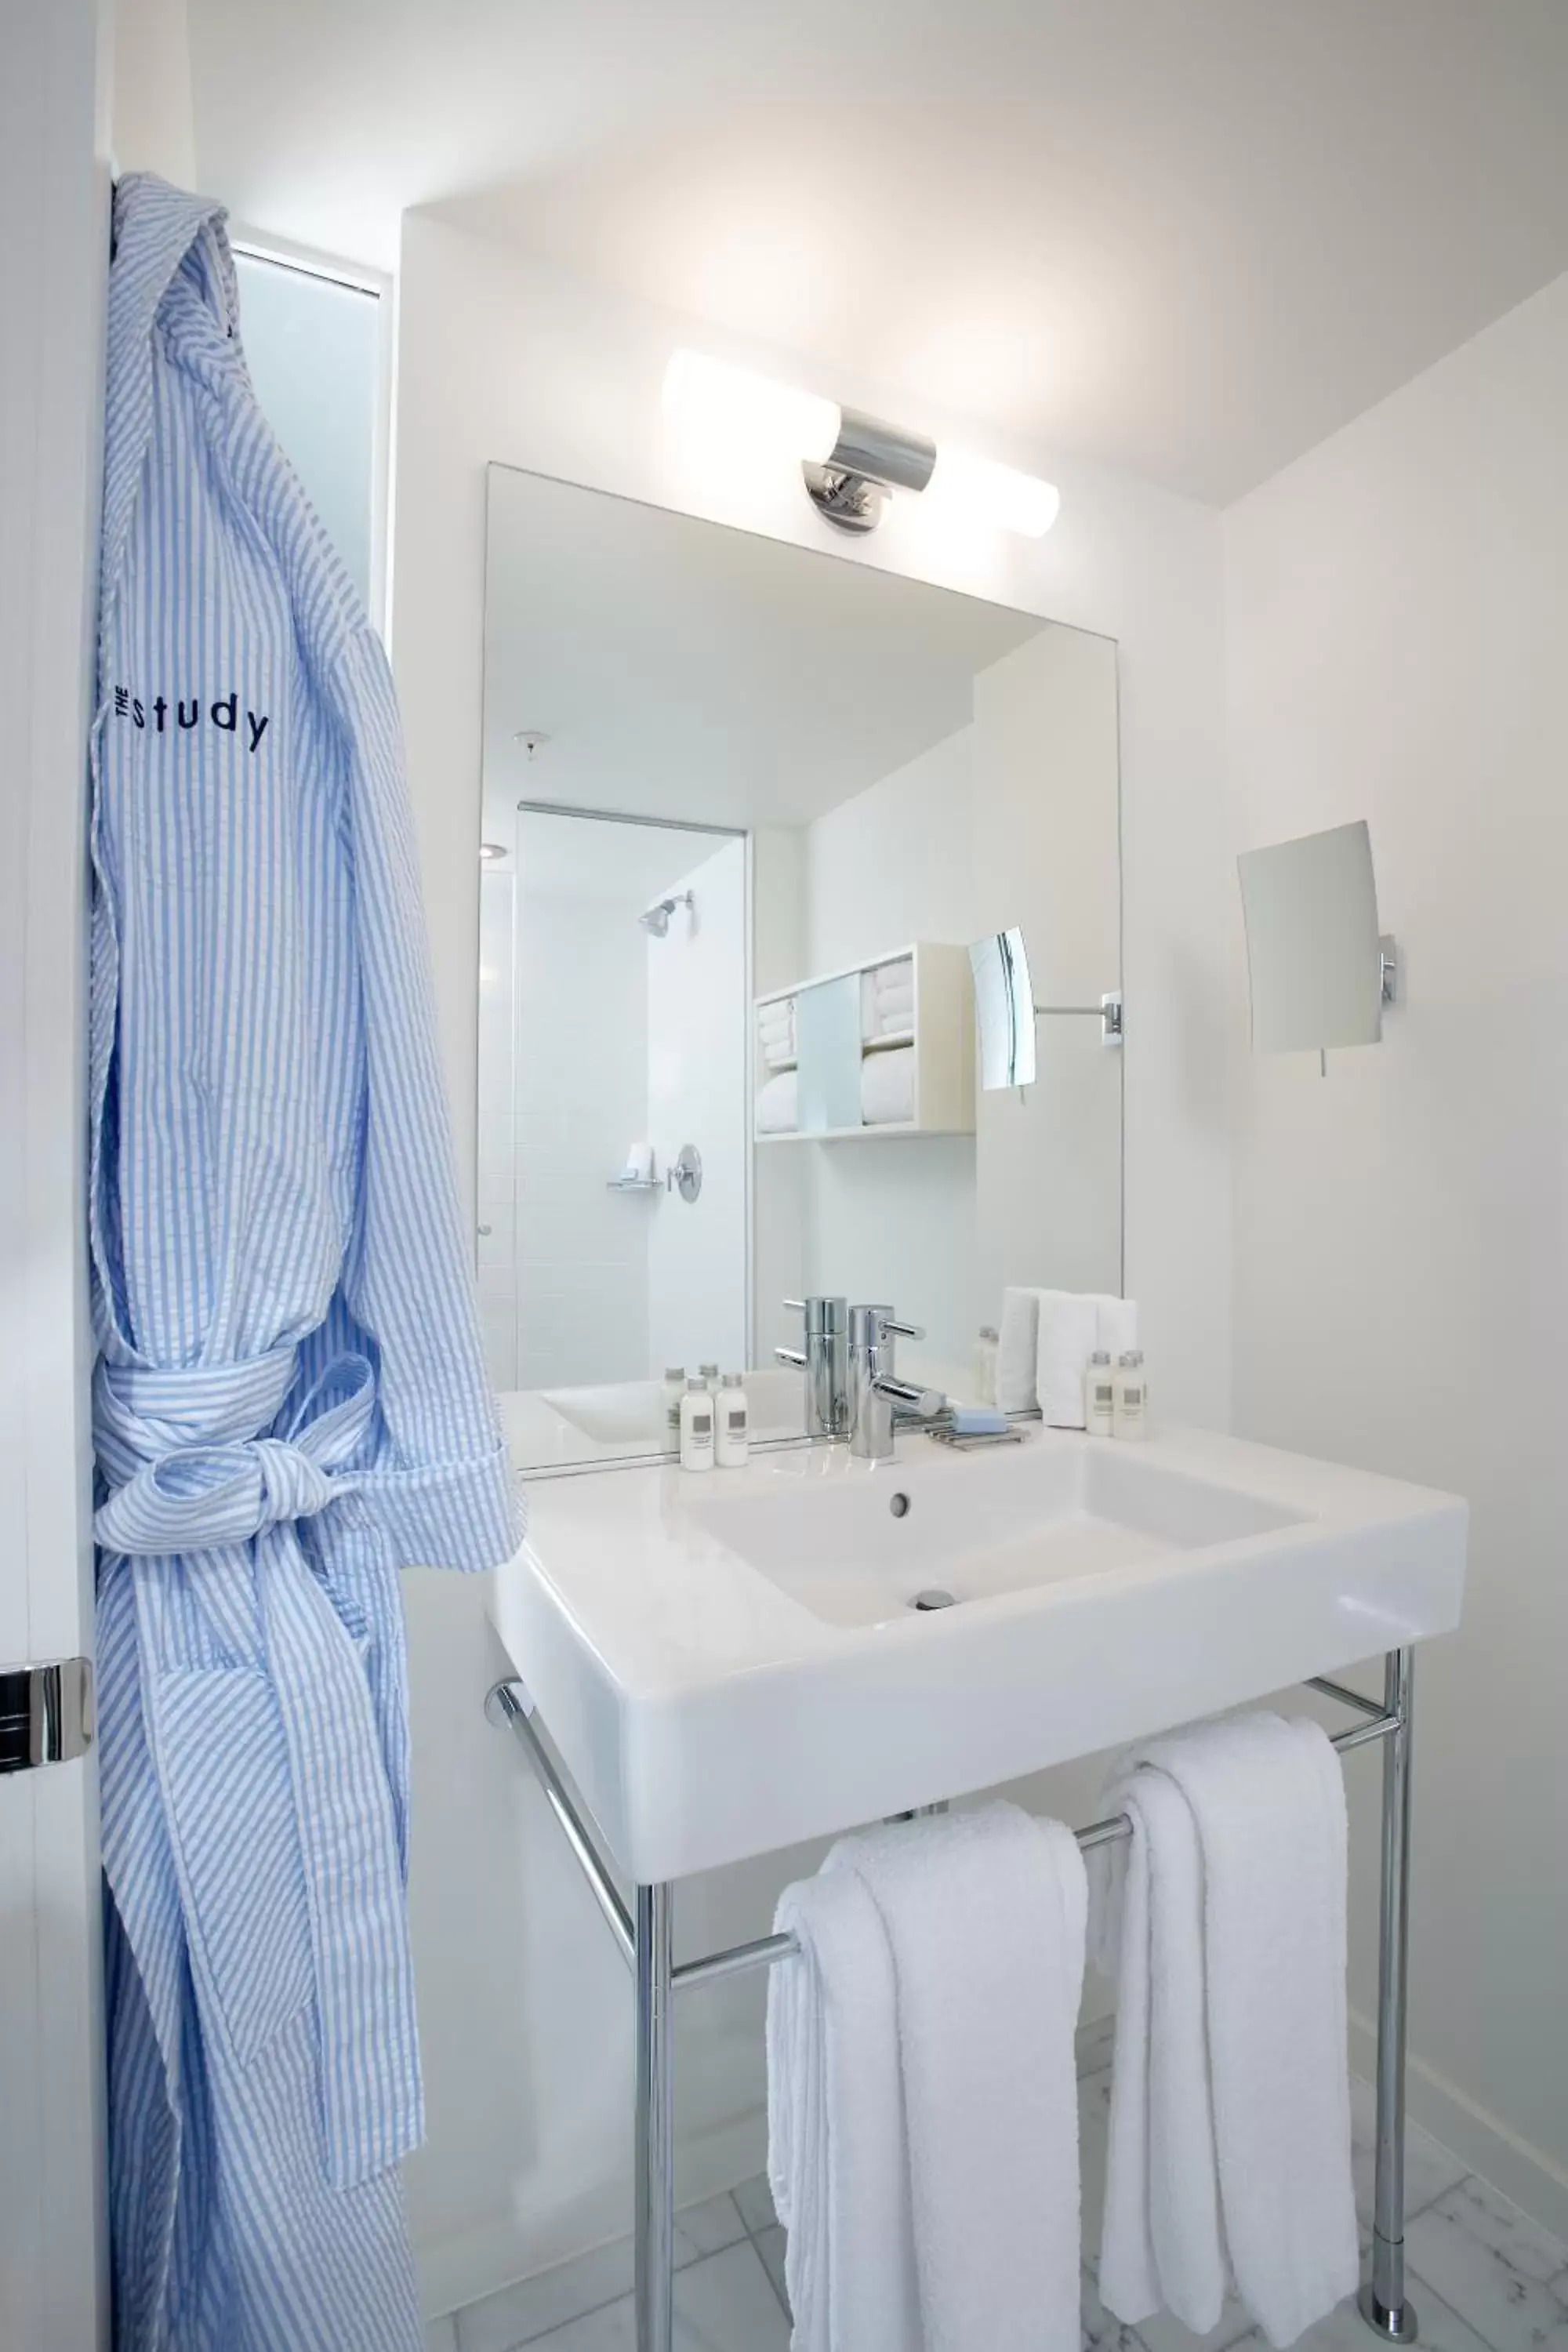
[1094,1714,1359,2350]
[861,1044,914,1125]
[756,1068,799,1134]
[871,956,913,998]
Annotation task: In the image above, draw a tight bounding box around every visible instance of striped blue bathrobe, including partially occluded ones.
[90,174,521,2350]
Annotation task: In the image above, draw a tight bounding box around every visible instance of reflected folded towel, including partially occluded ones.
[996,1287,1044,1412]
[756,1069,799,1133]
[770,1803,1087,2352]
[996,1289,1138,1420]
[1092,1715,1359,2350]
[860,967,915,1039]
[758,1000,797,1070]
[861,1044,914,1125]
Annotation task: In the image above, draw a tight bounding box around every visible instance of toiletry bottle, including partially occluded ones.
[1112,1349,1148,1440]
[663,1367,686,1432]
[679,1376,715,1471]
[973,1326,1000,1407]
[700,1361,720,1395]
[717,1372,750,1468]
[1084,1349,1116,1436]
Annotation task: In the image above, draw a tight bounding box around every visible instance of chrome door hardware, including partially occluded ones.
[0,1657,94,1773]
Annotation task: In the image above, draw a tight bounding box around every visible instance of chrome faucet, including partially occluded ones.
[775,1295,850,1439]
[848,1303,947,1461]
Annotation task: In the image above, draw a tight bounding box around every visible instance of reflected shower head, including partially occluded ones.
[639,891,693,938]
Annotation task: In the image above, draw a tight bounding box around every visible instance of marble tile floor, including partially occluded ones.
[432,2070,1568,2352]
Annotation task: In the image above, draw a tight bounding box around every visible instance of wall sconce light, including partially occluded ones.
[662,350,1060,539]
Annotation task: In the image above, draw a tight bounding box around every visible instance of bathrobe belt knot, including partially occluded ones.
[93,1346,375,1553]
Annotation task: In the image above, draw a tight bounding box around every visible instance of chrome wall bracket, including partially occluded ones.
[0,1656,94,1773]
[1033,989,1123,1045]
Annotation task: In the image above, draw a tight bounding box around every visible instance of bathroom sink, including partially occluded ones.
[490,1423,1465,1882]
[686,1442,1301,1629]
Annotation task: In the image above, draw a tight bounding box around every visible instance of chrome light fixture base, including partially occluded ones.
[802,459,887,535]
[803,405,937,535]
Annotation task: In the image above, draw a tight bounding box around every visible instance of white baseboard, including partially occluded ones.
[1348,2006,1568,2246]
[414,2110,768,2325]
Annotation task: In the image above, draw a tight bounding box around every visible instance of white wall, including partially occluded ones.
[973,626,1123,1312]
[800,726,978,1360]
[391,209,1232,2312]
[646,837,748,1377]
[1225,270,1568,2237]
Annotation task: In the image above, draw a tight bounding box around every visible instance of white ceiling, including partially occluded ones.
[188,0,1568,502]
[481,466,1045,833]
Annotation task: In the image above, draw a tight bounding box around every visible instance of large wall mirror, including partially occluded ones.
[478,466,1123,1468]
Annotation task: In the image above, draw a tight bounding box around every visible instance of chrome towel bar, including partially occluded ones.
[485,1671,1396,1991]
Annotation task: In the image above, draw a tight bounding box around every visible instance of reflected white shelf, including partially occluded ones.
[753,940,974,1142]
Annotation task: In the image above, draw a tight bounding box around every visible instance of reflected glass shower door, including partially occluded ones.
[474,807,749,1398]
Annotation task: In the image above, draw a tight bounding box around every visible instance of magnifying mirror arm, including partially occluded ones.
[1033,992,1124,1043]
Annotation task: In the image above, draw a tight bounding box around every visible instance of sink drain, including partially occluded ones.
[910,1588,957,1612]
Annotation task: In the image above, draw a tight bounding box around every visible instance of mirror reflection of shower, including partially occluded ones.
[638,890,694,938]
[474,804,746,1394]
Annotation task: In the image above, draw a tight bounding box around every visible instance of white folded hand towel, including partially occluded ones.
[861,1044,914,1125]
[996,1287,1044,1411]
[1094,1713,1359,2350]
[1036,1292,1139,1427]
[768,1869,920,2352]
[822,1803,1088,2352]
[1036,1292,1102,1428]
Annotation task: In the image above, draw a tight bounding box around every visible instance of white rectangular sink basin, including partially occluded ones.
[491,1424,1465,1883]
[687,1443,1302,1628]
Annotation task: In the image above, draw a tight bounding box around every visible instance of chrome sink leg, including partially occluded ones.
[1359,1647,1419,2343]
[634,1882,675,2352]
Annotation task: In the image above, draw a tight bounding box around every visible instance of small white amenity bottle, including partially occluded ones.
[973,1326,1000,1407]
[1084,1349,1116,1437]
[679,1376,715,1471]
[663,1367,686,1432]
[1112,1349,1148,1440]
[716,1373,750,1468]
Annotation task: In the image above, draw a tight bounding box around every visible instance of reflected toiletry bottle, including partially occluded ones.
[1112,1349,1148,1440]
[1085,1349,1116,1437]
[680,1377,715,1471]
[973,1326,999,1407]
[663,1368,686,1432]
[717,1373,750,1468]
[700,1362,720,1395]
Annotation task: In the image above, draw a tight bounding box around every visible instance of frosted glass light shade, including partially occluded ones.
[926,447,1061,537]
[1238,819,1385,1054]
[663,350,841,467]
